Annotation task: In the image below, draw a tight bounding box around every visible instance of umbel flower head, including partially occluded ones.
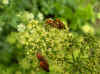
[17,18,100,73]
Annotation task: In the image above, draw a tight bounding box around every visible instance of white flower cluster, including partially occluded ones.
[17,23,26,32]
[25,12,34,21]
[17,11,34,22]
[37,12,44,21]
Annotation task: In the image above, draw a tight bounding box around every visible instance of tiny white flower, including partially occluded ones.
[25,12,34,21]
[37,12,44,21]
[30,30,34,34]
[29,13,34,19]
[17,23,26,32]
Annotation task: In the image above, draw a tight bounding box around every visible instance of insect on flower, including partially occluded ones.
[45,18,65,29]
[36,52,49,72]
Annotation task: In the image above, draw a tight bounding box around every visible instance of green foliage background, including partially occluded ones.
[0,0,100,74]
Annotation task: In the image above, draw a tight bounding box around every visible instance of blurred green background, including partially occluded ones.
[0,0,100,74]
